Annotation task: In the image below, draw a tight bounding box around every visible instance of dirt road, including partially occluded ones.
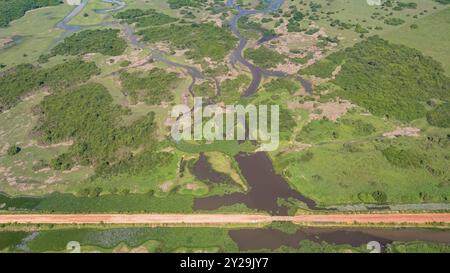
[1,213,450,225]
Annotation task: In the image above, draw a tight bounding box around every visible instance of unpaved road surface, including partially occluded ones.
[1,213,450,225]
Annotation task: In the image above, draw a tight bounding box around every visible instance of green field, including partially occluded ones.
[382,7,450,75]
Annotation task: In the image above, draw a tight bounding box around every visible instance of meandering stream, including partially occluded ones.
[194,0,319,215]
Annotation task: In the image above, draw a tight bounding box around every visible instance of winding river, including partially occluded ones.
[194,0,319,215]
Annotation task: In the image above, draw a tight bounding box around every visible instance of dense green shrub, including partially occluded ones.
[371,190,388,204]
[138,23,237,61]
[192,81,216,98]
[426,103,450,128]
[381,146,424,168]
[302,53,344,78]
[120,68,179,105]
[244,46,286,69]
[51,29,127,56]
[167,0,207,9]
[0,59,99,112]
[263,78,300,94]
[384,18,405,26]
[34,83,157,168]
[305,36,450,122]
[114,8,177,27]
[7,145,21,156]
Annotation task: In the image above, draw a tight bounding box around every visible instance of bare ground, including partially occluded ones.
[1,213,449,225]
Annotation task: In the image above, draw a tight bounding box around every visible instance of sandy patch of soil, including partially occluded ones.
[159,181,174,193]
[45,175,62,185]
[271,22,338,67]
[62,165,81,174]
[274,61,302,74]
[130,246,149,253]
[289,99,353,122]
[34,140,74,149]
[184,183,201,191]
[312,100,353,121]
[383,127,420,139]
[0,37,13,49]
[288,101,315,111]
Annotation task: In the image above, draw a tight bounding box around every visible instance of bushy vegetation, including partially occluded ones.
[263,78,300,94]
[304,36,450,122]
[51,29,127,56]
[167,0,207,9]
[244,46,286,69]
[237,16,275,40]
[192,81,216,98]
[94,150,176,178]
[381,146,424,169]
[25,227,236,252]
[114,8,177,27]
[0,59,99,112]
[388,241,450,253]
[427,103,450,128]
[297,118,376,143]
[138,23,238,61]
[0,0,61,27]
[302,52,344,78]
[6,145,21,156]
[384,18,405,26]
[33,83,157,170]
[0,192,193,213]
[217,75,251,104]
[120,68,179,105]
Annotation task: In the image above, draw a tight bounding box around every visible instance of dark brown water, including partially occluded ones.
[191,153,230,184]
[194,152,322,215]
[229,228,450,252]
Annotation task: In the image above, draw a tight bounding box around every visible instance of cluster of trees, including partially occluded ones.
[217,75,250,104]
[192,81,215,98]
[114,8,177,27]
[0,59,99,112]
[34,83,158,171]
[138,23,238,61]
[381,146,424,169]
[0,0,61,27]
[237,16,275,39]
[384,17,405,26]
[296,118,376,143]
[94,150,176,178]
[263,78,300,94]
[244,46,286,69]
[51,29,127,56]
[120,68,179,105]
[167,0,207,9]
[304,36,450,122]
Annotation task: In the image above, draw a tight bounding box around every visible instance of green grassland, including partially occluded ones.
[68,0,114,26]
[0,4,72,68]
[275,132,450,206]
[0,0,62,28]
[382,6,450,75]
